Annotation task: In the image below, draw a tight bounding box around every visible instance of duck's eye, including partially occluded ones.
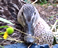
[34,12,36,15]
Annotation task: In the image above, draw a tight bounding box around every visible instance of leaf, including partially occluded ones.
[40,3,44,5]
[0,17,14,25]
[50,16,54,18]
[56,20,58,22]
[0,45,4,48]
[0,25,8,28]
[0,32,5,35]
[44,0,47,4]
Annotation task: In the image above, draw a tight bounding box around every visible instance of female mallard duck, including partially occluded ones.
[17,4,54,46]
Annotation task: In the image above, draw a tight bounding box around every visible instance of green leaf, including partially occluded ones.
[40,3,44,5]
[50,16,54,18]
[0,45,4,48]
[44,0,47,4]
[56,20,58,22]
[53,4,57,7]
[0,25,8,28]
[0,17,14,25]
[0,32,5,35]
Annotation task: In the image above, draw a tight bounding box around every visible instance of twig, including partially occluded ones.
[0,37,3,39]
[0,27,40,43]
[14,28,28,35]
[32,0,38,4]
[14,28,39,40]
[0,27,39,43]
[51,19,58,31]
[8,36,24,43]
[0,37,24,43]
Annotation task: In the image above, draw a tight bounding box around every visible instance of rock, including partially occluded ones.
[30,44,40,48]
[4,43,28,48]
[40,44,49,48]
[30,44,49,48]
[48,5,53,10]
[53,44,58,48]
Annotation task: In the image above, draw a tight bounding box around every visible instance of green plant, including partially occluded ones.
[0,26,14,35]
[0,25,8,28]
[0,45,4,48]
[36,0,47,5]
[6,27,14,34]
[0,17,14,25]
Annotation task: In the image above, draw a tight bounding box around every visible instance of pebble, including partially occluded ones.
[48,5,53,10]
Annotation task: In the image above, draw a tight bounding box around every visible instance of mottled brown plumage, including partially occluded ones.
[17,4,54,47]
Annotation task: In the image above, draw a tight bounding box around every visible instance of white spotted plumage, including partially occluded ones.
[17,4,54,47]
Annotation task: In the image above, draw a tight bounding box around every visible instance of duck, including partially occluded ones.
[17,4,54,47]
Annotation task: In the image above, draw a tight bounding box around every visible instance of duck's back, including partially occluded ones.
[34,16,54,46]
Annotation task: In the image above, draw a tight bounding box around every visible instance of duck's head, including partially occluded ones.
[17,4,40,43]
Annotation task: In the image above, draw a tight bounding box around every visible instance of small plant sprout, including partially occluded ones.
[6,27,14,34]
[3,27,14,39]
